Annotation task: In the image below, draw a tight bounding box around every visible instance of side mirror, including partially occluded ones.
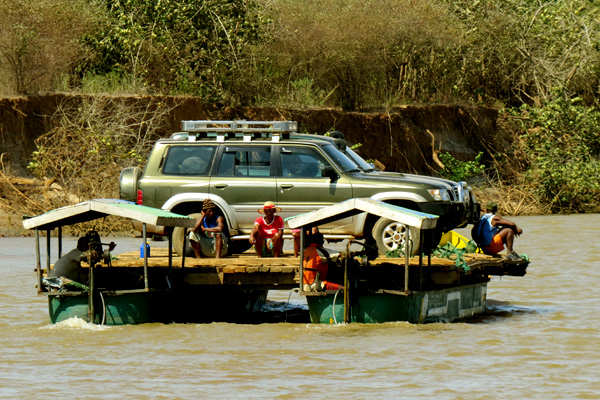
[321,166,339,181]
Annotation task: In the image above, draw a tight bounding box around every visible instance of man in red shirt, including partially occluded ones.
[250,201,284,257]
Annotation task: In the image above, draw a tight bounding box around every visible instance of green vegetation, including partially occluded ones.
[2,0,600,214]
[439,152,485,182]
[505,95,600,213]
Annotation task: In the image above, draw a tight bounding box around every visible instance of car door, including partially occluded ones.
[275,145,354,233]
[209,144,277,234]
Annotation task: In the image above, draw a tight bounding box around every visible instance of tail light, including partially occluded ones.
[137,189,143,205]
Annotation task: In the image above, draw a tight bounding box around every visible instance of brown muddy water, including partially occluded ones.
[1,214,599,399]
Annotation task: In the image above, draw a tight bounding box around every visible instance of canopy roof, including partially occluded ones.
[22,199,195,231]
[286,198,438,230]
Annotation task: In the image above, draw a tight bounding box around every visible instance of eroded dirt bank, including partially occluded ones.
[0,95,501,235]
[0,94,498,175]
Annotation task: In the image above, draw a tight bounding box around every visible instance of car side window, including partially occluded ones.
[280,147,328,178]
[217,146,272,177]
[162,145,216,176]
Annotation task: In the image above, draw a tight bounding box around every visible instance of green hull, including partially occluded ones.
[49,292,150,325]
[306,283,487,324]
[47,289,268,325]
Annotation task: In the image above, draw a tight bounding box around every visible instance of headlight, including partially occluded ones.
[427,189,451,201]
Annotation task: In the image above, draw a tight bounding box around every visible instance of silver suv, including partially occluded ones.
[120,120,479,255]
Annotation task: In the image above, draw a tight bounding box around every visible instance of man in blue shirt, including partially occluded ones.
[480,201,523,260]
[189,199,228,258]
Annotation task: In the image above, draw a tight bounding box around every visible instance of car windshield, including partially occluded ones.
[322,144,361,172]
[344,147,375,171]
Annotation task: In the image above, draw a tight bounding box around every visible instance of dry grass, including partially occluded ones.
[1,96,181,236]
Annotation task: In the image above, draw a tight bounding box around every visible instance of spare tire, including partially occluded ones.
[119,167,142,202]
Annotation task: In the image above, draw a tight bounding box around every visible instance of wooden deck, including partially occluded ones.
[102,248,528,291]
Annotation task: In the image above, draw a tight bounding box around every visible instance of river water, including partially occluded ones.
[1,214,599,399]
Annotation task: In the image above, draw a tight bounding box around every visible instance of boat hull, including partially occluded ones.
[48,292,150,325]
[47,289,268,325]
[306,282,487,324]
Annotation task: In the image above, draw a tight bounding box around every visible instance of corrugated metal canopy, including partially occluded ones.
[286,198,438,230]
[22,199,196,230]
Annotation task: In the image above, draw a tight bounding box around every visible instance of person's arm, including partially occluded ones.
[202,216,225,233]
[250,223,260,244]
[192,213,205,233]
[492,215,523,235]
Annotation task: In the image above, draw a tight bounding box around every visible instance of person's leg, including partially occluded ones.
[215,233,223,258]
[254,232,264,257]
[190,240,202,258]
[272,231,283,257]
[497,228,516,253]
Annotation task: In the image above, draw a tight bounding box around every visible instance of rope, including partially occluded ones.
[99,292,106,325]
[332,289,342,325]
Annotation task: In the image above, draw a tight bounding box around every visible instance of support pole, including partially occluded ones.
[181,230,187,269]
[142,223,149,290]
[298,226,306,292]
[343,256,351,323]
[168,230,173,284]
[418,231,424,290]
[35,229,42,294]
[88,261,95,323]
[404,225,410,293]
[58,226,62,258]
[46,229,51,273]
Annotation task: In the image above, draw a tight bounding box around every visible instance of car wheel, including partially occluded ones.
[372,217,421,256]
[173,212,202,257]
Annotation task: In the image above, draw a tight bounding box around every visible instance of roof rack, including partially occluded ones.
[173,120,298,143]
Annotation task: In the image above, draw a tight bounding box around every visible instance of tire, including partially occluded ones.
[173,213,202,257]
[119,167,142,202]
[372,217,421,256]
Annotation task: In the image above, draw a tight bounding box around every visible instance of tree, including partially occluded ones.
[0,0,102,94]
[81,0,266,100]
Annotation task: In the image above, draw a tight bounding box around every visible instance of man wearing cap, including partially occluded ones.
[189,199,228,258]
[250,201,284,257]
[48,236,90,285]
[480,201,523,260]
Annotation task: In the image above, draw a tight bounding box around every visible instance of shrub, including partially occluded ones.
[438,152,485,182]
[0,0,102,94]
[507,94,600,213]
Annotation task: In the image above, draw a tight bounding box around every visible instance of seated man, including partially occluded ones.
[47,236,90,288]
[250,201,284,257]
[479,201,523,260]
[302,229,343,291]
[189,199,228,258]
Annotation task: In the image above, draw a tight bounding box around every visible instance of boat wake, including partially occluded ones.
[40,317,110,331]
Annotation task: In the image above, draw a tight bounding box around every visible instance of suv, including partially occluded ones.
[120,120,480,255]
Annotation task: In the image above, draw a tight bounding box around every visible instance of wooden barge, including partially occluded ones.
[25,199,529,325]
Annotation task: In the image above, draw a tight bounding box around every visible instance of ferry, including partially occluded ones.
[23,198,528,325]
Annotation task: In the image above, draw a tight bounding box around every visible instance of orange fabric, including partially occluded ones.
[302,244,340,290]
[482,234,504,254]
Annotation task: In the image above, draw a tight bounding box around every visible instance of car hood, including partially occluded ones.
[351,170,459,190]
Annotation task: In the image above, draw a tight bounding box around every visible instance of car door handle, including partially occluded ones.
[280,184,294,189]
[214,184,228,189]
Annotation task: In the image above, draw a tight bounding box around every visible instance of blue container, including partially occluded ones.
[140,242,150,258]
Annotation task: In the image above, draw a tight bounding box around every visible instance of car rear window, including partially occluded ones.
[162,145,217,176]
